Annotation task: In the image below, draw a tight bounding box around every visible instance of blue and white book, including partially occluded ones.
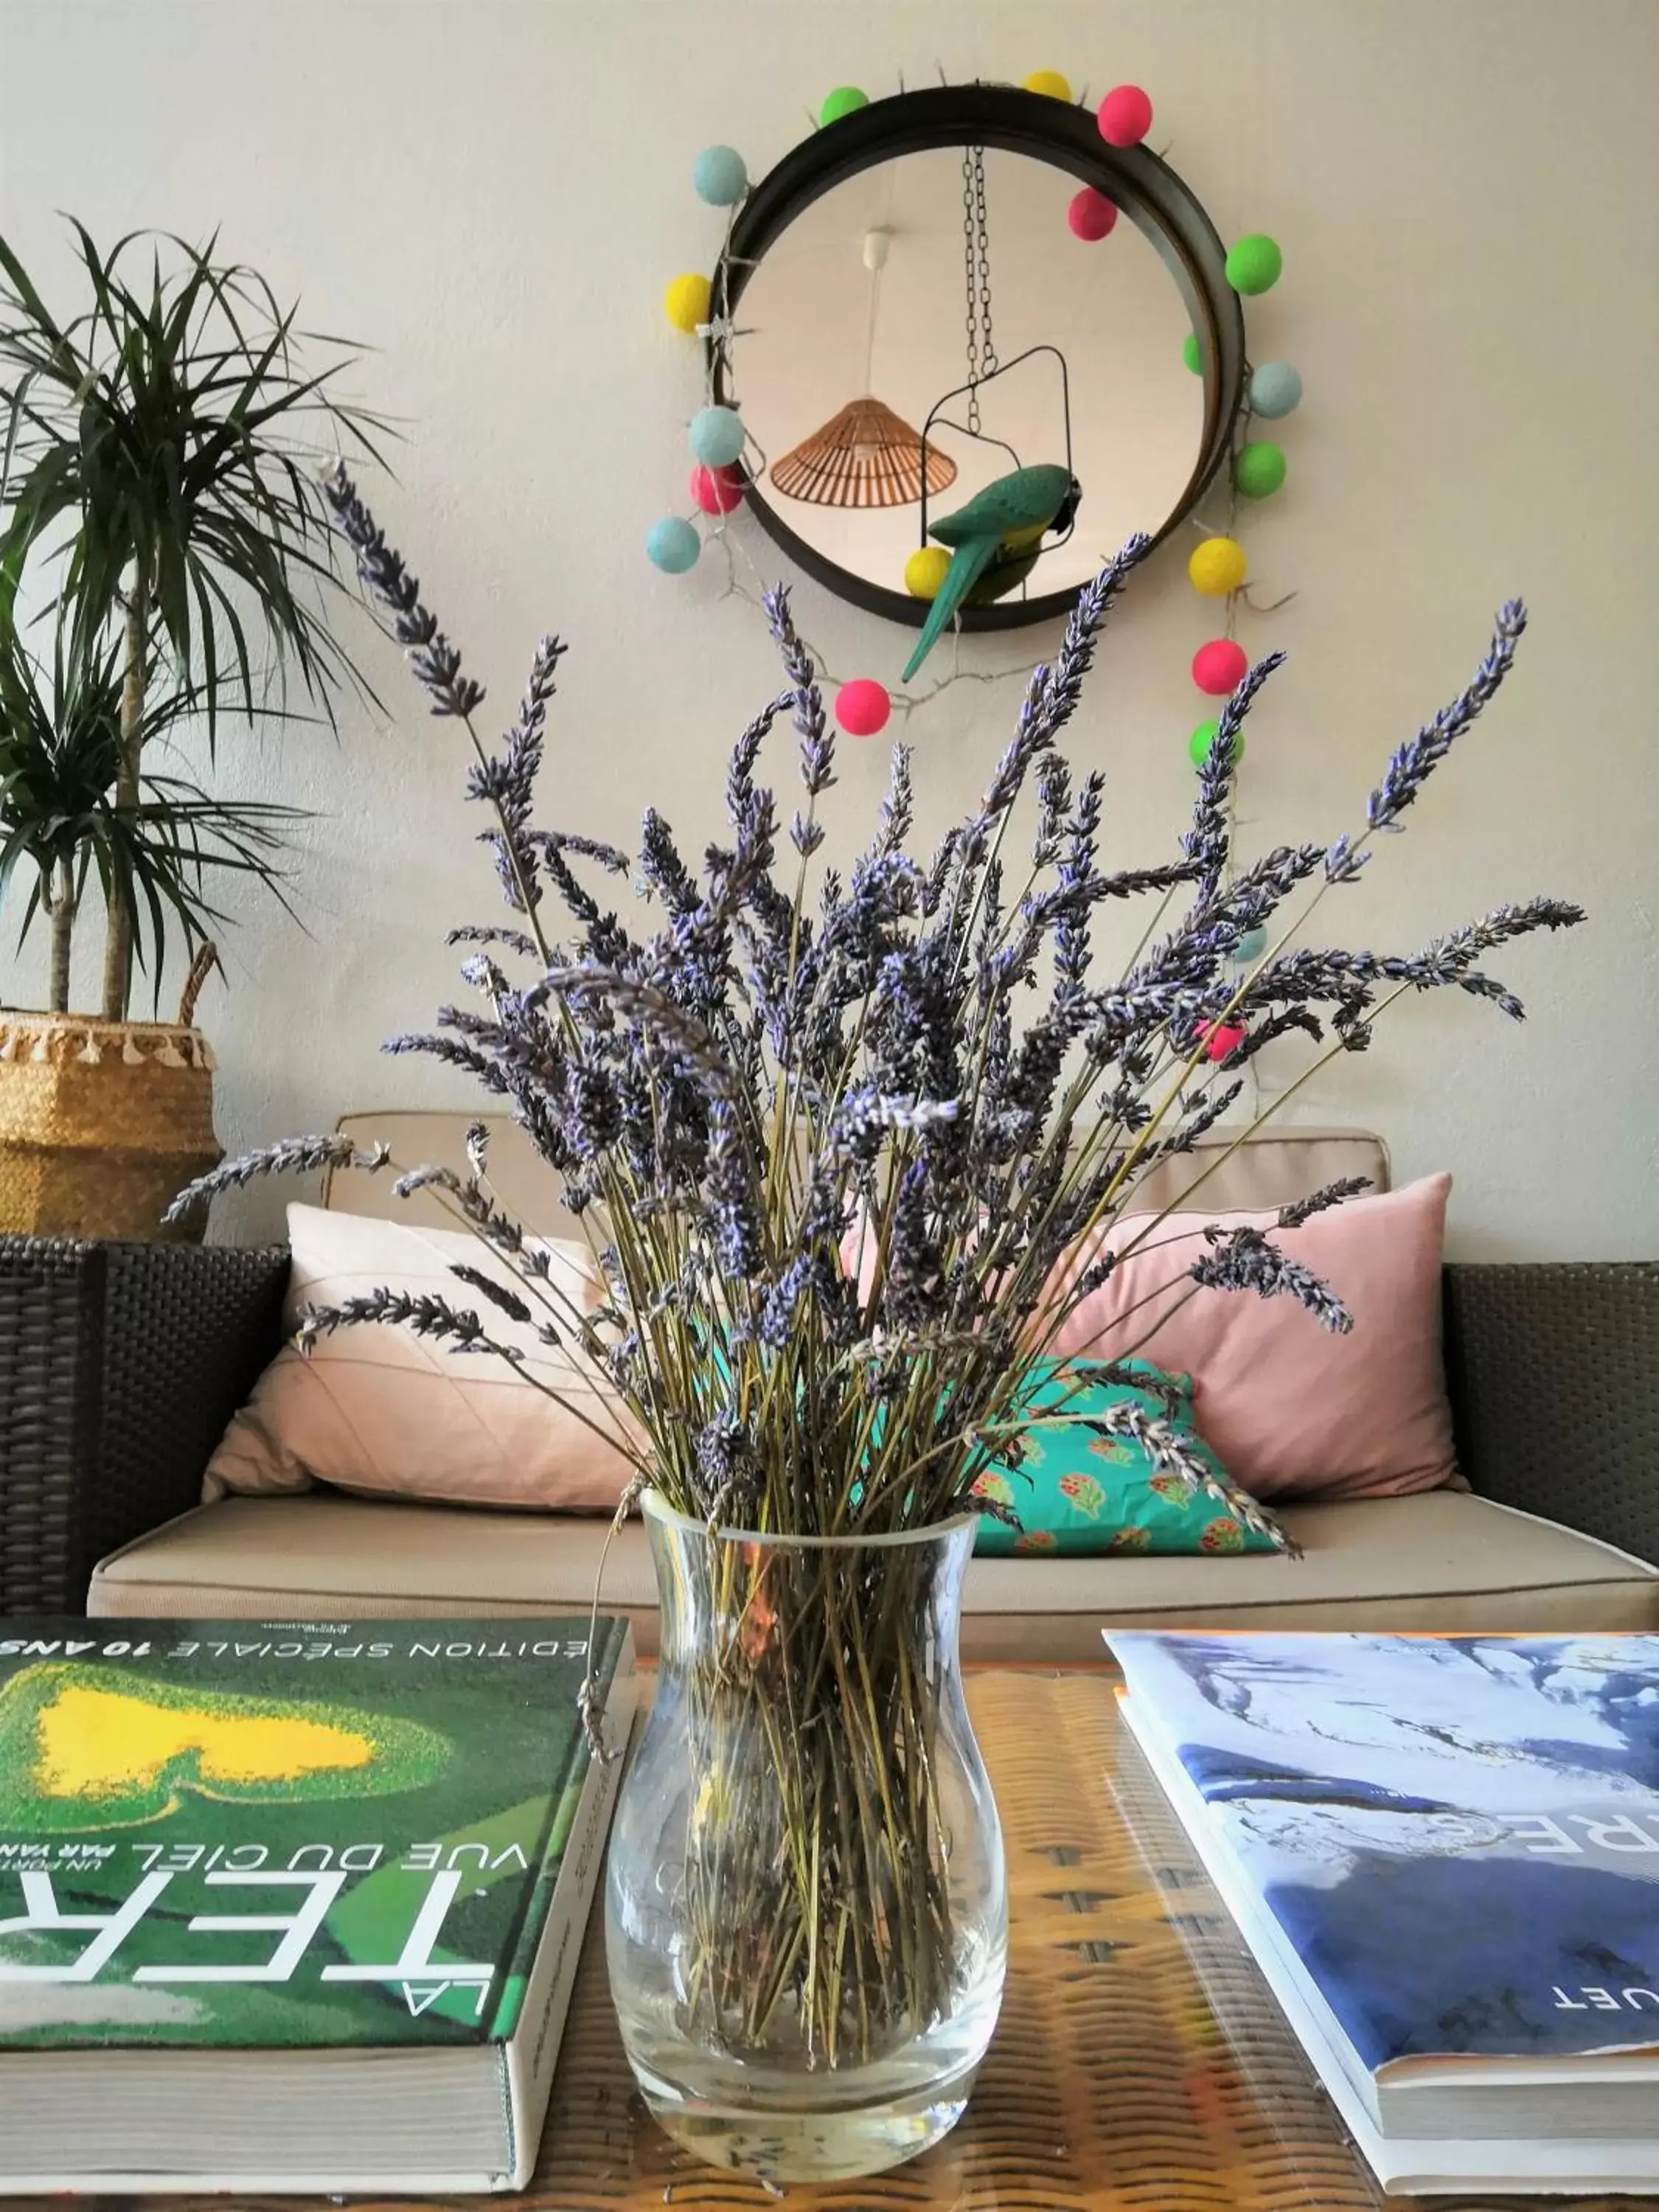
[1107,1630,1659,2196]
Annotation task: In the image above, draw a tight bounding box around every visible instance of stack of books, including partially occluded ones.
[0,1615,633,2192]
[1108,1629,1659,2197]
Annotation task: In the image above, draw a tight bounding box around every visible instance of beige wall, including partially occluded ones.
[1,0,1655,1259]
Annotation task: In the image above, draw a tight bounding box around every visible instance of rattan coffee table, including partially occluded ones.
[46,1672,1652,2212]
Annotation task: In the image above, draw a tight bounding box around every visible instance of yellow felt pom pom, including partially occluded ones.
[663,273,712,335]
[1023,69,1071,100]
[1188,536,1248,596]
[904,546,952,599]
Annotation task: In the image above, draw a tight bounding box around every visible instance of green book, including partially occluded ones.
[0,1615,634,2193]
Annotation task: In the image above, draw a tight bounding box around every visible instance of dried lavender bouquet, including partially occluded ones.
[173,467,1579,2067]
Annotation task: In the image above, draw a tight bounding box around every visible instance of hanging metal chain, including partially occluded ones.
[960,145,996,433]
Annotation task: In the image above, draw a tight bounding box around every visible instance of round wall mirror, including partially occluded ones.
[711,86,1245,634]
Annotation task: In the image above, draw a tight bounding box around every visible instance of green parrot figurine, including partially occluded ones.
[902,464,1082,683]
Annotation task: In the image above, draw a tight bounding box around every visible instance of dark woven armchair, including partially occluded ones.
[0,1237,288,1613]
[1,1237,1656,1615]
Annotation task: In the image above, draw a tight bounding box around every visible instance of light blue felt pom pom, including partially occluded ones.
[1249,361,1303,420]
[1234,925,1269,964]
[646,515,701,573]
[688,406,745,467]
[693,145,748,206]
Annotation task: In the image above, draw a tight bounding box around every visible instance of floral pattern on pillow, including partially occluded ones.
[970,1357,1275,1557]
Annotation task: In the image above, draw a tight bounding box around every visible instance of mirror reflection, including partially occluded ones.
[732,146,1204,611]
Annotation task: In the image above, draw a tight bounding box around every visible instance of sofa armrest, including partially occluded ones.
[0,1237,289,1611]
[1443,1261,1659,1566]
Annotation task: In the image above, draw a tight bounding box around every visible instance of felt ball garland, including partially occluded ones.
[650,61,1306,818]
[1174,162,1301,931]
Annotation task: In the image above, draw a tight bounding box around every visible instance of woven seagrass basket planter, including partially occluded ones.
[0,1011,221,1244]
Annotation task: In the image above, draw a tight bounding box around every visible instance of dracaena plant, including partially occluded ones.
[0,597,303,1012]
[172,465,1582,1559]
[0,223,386,1018]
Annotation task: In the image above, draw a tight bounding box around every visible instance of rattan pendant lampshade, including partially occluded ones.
[769,396,956,509]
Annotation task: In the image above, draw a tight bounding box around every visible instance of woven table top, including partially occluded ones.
[49,1670,1648,2212]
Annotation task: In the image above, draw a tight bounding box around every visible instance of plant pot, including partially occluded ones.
[0,1012,221,1243]
[605,1492,1006,2185]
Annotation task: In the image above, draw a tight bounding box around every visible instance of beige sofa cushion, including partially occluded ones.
[204,1203,636,1512]
[89,1490,1658,1664]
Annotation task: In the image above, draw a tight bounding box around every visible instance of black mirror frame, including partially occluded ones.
[709,83,1246,636]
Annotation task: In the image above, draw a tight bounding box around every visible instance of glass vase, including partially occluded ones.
[605,1490,1006,2184]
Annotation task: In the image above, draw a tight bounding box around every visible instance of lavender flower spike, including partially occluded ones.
[1082,1398,1296,1554]
[976,538,1149,830]
[164,1135,390,1223]
[296,1287,501,1357]
[762,585,835,798]
[1332,599,1527,878]
[546,967,737,1096]
[1276,1175,1373,1228]
[1190,1225,1354,1333]
[320,462,485,718]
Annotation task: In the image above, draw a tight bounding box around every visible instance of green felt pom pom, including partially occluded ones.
[819,86,869,126]
[1234,439,1287,498]
[1189,717,1245,769]
[1225,232,1283,295]
[1182,331,1203,375]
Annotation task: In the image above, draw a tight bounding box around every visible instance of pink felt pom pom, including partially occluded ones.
[1192,638,1249,696]
[1097,83,1152,147]
[835,678,891,737]
[1066,187,1118,241]
[1202,1021,1249,1063]
[689,463,745,515]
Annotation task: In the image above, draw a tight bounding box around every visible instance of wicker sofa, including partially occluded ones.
[4,1119,1658,1656]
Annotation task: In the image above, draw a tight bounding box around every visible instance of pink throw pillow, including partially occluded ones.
[205,1203,639,1512]
[1041,1175,1457,1500]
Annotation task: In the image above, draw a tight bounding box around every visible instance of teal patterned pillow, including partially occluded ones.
[970,1357,1276,1557]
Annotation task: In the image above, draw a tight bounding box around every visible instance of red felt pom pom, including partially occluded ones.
[835,678,891,737]
[1066,187,1118,241]
[1202,1020,1248,1063]
[1097,83,1153,147]
[1191,638,1249,696]
[689,463,745,515]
